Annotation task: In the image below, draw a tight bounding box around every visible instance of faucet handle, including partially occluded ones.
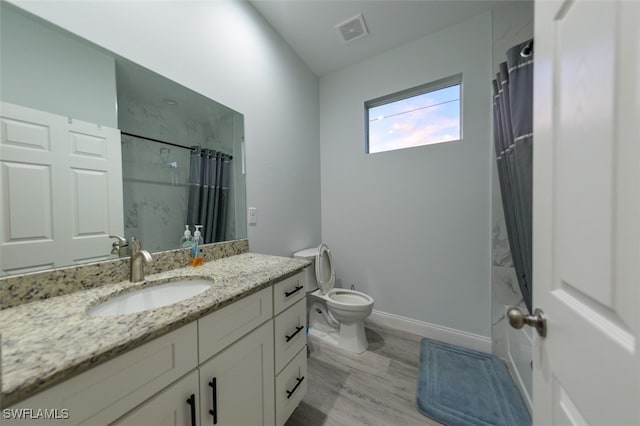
[130,237,140,252]
[110,235,129,256]
[110,235,128,246]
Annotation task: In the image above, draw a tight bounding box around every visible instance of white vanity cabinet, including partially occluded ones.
[6,273,307,426]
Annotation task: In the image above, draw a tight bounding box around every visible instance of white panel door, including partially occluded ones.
[533,1,640,424]
[0,102,124,274]
[66,118,123,264]
[0,103,67,274]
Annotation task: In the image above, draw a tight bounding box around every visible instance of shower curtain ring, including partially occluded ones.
[520,40,533,58]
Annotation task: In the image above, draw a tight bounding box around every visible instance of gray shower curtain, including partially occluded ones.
[492,39,534,313]
[187,147,231,243]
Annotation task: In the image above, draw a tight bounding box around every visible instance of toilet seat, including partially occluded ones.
[315,243,335,294]
[326,289,374,311]
[311,288,374,308]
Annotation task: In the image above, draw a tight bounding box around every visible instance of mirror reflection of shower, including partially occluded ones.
[121,130,237,253]
[160,147,179,185]
[117,56,245,252]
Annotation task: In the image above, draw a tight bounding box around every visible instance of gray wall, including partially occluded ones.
[0,3,117,127]
[10,0,321,257]
[319,13,493,337]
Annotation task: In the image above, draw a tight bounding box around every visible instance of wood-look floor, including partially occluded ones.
[285,321,442,426]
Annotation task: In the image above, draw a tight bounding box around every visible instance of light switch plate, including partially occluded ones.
[248,207,257,225]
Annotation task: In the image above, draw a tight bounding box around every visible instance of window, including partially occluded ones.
[365,74,462,154]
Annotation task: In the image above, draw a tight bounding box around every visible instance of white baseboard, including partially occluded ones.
[368,309,492,353]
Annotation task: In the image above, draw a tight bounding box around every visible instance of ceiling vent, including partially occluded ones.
[335,13,369,44]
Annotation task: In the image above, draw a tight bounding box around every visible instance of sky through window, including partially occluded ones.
[367,83,461,154]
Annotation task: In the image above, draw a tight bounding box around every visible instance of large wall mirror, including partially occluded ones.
[0,2,247,276]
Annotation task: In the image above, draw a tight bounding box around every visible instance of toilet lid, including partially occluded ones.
[315,243,335,294]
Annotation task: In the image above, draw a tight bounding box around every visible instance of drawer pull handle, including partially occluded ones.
[286,376,305,399]
[186,394,196,426]
[285,325,305,342]
[208,378,218,425]
[284,285,304,298]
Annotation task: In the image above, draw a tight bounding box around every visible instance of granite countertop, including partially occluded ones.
[0,252,310,407]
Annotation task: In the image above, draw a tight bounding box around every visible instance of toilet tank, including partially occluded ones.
[293,247,319,292]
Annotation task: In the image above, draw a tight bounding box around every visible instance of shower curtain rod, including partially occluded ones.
[121,131,233,159]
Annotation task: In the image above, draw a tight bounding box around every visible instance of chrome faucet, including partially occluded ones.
[129,237,153,282]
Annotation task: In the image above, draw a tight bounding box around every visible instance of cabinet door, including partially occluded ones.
[114,370,199,426]
[199,320,275,426]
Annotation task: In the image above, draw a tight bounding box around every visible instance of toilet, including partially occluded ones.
[294,243,374,353]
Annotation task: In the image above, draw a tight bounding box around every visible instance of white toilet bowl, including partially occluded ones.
[325,288,374,323]
[294,244,374,353]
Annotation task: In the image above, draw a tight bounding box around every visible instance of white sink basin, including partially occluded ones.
[88,279,213,317]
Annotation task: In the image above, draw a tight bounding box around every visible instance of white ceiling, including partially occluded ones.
[250,0,522,77]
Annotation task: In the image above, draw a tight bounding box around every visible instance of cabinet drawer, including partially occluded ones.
[7,323,197,426]
[275,346,307,426]
[273,271,305,315]
[274,297,307,374]
[198,286,272,363]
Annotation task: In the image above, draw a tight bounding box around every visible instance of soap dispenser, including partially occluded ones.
[180,225,193,248]
[193,225,204,246]
[191,225,204,266]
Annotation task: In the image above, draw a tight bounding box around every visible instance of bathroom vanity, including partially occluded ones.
[0,251,309,426]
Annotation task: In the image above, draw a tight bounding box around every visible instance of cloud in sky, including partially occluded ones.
[368,85,461,153]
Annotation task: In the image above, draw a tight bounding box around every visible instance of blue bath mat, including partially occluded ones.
[416,338,531,426]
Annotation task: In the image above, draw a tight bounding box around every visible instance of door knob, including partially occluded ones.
[507,307,547,337]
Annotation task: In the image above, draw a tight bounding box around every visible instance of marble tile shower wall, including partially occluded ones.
[0,239,249,310]
[119,94,237,252]
[491,2,533,360]
[491,178,526,358]
[122,134,192,253]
